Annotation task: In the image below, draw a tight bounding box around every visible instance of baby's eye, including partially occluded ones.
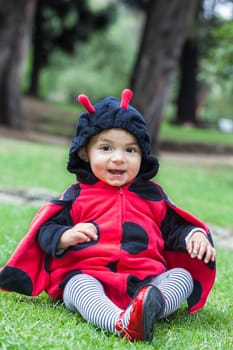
[126,147,138,153]
[100,145,111,151]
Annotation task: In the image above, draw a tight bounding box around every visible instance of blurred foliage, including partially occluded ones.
[22,1,232,124]
[36,4,142,102]
[200,19,233,88]
[27,0,117,95]
[199,18,233,122]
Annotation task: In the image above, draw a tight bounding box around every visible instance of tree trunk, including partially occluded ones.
[175,38,199,125]
[28,0,43,96]
[130,0,198,153]
[0,0,36,128]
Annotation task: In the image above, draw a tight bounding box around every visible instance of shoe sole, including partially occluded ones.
[142,286,159,342]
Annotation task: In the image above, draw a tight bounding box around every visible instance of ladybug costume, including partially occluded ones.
[0,89,216,316]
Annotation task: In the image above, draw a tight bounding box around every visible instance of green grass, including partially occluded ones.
[0,137,232,349]
[156,158,233,227]
[159,122,233,145]
[0,247,232,349]
[0,138,71,192]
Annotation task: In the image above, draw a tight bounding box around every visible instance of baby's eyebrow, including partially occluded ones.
[97,138,112,143]
[126,143,139,146]
[97,139,139,147]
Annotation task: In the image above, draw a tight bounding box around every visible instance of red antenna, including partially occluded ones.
[78,94,96,113]
[120,88,133,109]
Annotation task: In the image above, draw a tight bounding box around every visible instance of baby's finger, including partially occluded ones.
[196,240,212,261]
[186,240,196,255]
[188,240,201,258]
[203,246,216,263]
[77,224,98,240]
[191,250,198,258]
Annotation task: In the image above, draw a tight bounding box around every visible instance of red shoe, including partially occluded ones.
[115,285,160,342]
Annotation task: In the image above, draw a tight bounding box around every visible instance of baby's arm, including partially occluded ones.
[186,230,216,264]
[57,223,98,249]
[38,206,98,256]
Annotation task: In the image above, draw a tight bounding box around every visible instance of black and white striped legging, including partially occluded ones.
[63,268,193,334]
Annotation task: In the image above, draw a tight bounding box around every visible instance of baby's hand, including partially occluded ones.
[58,223,98,249]
[186,231,216,264]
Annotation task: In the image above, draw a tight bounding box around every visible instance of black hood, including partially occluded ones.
[67,90,159,183]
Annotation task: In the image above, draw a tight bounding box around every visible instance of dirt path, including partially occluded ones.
[160,151,233,166]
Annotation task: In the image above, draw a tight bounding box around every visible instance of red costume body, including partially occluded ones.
[0,179,216,313]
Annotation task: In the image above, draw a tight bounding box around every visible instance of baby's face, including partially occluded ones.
[86,128,142,187]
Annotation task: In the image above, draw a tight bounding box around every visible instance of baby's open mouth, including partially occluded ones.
[108,169,125,175]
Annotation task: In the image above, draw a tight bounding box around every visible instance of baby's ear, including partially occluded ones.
[78,147,89,162]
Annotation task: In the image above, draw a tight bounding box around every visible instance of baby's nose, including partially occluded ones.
[111,150,125,162]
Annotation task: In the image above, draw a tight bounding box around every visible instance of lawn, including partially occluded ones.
[0,137,232,349]
[0,246,232,349]
[159,121,233,145]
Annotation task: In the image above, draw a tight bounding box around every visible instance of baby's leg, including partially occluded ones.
[63,274,122,333]
[151,268,193,318]
[63,273,159,341]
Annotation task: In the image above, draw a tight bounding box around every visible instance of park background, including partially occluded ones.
[0,1,233,349]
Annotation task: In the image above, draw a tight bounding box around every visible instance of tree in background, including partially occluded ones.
[174,0,233,126]
[175,37,199,126]
[28,0,114,96]
[0,0,36,128]
[0,0,114,128]
[1,0,231,140]
[129,0,198,152]
[126,0,232,135]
